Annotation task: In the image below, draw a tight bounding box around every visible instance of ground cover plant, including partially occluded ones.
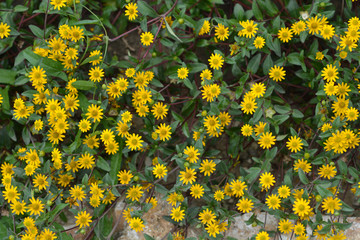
[0,0,360,239]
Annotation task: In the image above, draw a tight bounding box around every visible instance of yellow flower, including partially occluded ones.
[254,121,266,136]
[50,0,66,10]
[251,82,266,98]
[239,20,258,38]
[179,167,197,185]
[286,136,304,153]
[78,153,95,169]
[198,208,215,225]
[3,185,20,203]
[90,183,104,199]
[208,53,224,70]
[78,119,91,132]
[256,231,270,240]
[259,172,275,191]
[89,66,104,82]
[321,64,338,82]
[152,164,167,179]
[200,69,213,82]
[151,102,168,120]
[126,133,144,151]
[241,124,253,136]
[125,3,138,21]
[324,82,338,96]
[278,27,293,43]
[0,22,11,39]
[316,51,324,60]
[291,20,306,35]
[318,164,337,179]
[230,179,247,198]
[320,24,335,40]
[75,210,92,228]
[218,111,232,127]
[69,26,84,42]
[190,184,204,199]
[184,146,200,163]
[294,159,312,173]
[214,190,224,202]
[70,185,86,201]
[236,197,254,213]
[214,23,229,41]
[201,84,221,102]
[322,197,342,214]
[86,104,103,122]
[126,185,143,202]
[11,200,27,215]
[199,159,216,176]
[241,97,257,114]
[118,170,133,184]
[269,65,286,82]
[294,222,305,236]
[346,107,359,121]
[171,206,185,222]
[258,132,276,149]
[156,124,171,141]
[129,217,145,232]
[177,67,189,79]
[266,194,281,210]
[293,198,311,217]
[27,197,44,216]
[278,219,294,234]
[206,222,220,238]
[33,174,49,191]
[140,32,154,46]
[307,16,323,35]
[199,20,210,35]
[278,185,291,199]
[89,50,103,65]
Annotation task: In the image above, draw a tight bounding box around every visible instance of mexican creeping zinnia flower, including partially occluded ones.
[171,206,185,222]
[215,23,229,41]
[258,132,276,149]
[278,27,293,43]
[322,197,342,214]
[286,136,304,153]
[0,22,11,39]
[269,65,286,82]
[140,32,154,46]
[259,172,275,191]
[321,64,338,82]
[129,217,144,232]
[125,3,138,21]
[208,53,224,70]
[75,210,92,229]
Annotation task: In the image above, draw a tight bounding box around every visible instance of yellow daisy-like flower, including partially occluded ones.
[316,51,324,60]
[152,164,167,179]
[286,136,304,153]
[151,102,168,120]
[293,198,311,217]
[206,222,220,238]
[278,219,294,234]
[214,23,229,41]
[86,104,103,122]
[200,69,213,82]
[0,22,11,39]
[321,24,335,40]
[75,210,92,229]
[199,208,216,225]
[117,169,133,184]
[254,121,266,136]
[269,65,286,82]
[184,146,200,163]
[278,27,293,43]
[126,185,143,202]
[78,119,91,133]
[125,133,144,151]
[318,164,337,179]
[33,174,49,191]
[294,222,305,236]
[278,185,291,199]
[190,184,204,199]
[253,36,265,49]
[258,132,276,149]
[240,97,257,114]
[214,190,224,201]
[78,153,95,169]
[199,159,216,176]
[199,20,210,35]
[307,16,323,35]
[256,231,270,240]
[171,206,185,222]
[129,217,145,232]
[241,124,253,136]
[230,179,247,198]
[259,172,275,191]
[177,67,189,79]
[125,2,138,21]
[322,197,342,214]
[321,64,338,82]
[50,0,66,10]
[266,194,281,210]
[179,167,197,185]
[291,20,306,35]
[208,53,224,70]
[294,159,312,173]
[236,197,254,213]
[239,20,258,38]
[11,200,27,215]
[140,32,154,46]
[27,197,44,216]
[3,185,20,203]
[69,26,84,42]
[346,107,359,121]
[324,82,338,96]
[89,66,104,82]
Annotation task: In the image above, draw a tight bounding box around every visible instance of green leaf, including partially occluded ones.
[137,0,158,18]
[97,157,111,171]
[263,55,273,74]
[287,52,302,66]
[144,234,155,240]
[189,63,207,73]
[0,69,16,85]
[234,4,244,20]
[292,109,304,118]
[252,0,263,20]
[48,203,69,223]
[247,53,261,74]
[14,5,29,12]
[72,80,96,90]
[337,160,347,175]
[298,169,309,184]
[316,185,333,198]
[274,104,291,114]
[110,151,122,184]
[165,18,182,43]
[183,78,194,90]
[29,25,43,38]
